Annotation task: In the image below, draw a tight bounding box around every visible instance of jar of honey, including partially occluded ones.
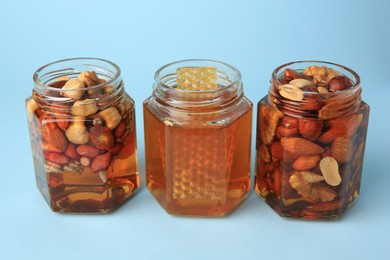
[144,59,253,216]
[254,61,370,219]
[26,58,139,213]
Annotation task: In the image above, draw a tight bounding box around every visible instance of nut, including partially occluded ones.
[114,120,126,138]
[303,66,339,85]
[291,155,321,171]
[49,80,68,89]
[71,99,99,116]
[318,114,362,143]
[56,117,70,131]
[26,99,38,122]
[276,125,299,138]
[90,125,115,150]
[80,157,91,167]
[289,78,315,88]
[76,145,100,158]
[319,156,341,186]
[278,84,304,101]
[91,152,112,172]
[40,115,68,153]
[78,71,100,87]
[60,79,85,100]
[317,86,329,94]
[298,119,323,141]
[259,145,271,163]
[44,152,69,165]
[259,106,283,145]
[98,107,122,130]
[284,68,302,81]
[65,143,79,160]
[280,137,324,157]
[108,143,124,155]
[330,137,352,164]
[65,116,89,144]
[289,171,336,202]
[329,75,352,91]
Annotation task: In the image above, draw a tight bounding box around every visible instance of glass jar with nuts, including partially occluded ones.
[26,58,139,213]
[255,61,370,220]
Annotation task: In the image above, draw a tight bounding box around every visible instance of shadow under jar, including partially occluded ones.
[254,61,370,220]
[26,58,139,213]
[144,59,253,216]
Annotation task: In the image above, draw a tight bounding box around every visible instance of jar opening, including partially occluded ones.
[269,60,362,119]
[33,57,121,94]
[153,59,243,110]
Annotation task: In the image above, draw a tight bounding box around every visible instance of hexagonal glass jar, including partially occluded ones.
[254,61,370,220]
[144,59,253,216]
[26,58,139,213]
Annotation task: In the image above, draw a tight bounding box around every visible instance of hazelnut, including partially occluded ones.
[329,76,353,91]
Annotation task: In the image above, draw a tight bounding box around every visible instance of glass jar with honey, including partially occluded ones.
[144,59,252,216]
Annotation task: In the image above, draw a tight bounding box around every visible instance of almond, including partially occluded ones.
[114,120,126,138]
[90,125,115,150]
[56,118,70,131]
[292,155,321,171]
[330,137,352,164]
[273,167,282,198]
[44,152,69,165]
[91,152,112,172]
[318,127,344,143]
[108,143,124,155]
[270,141,283,160]
[65,143,79,160]
[319,156,341,186]
[281,137,324,157]
[284,68,302,81]
[276,125,299,138]
[298,119,323,141]
[76,145,100,158]
[40,115,68,153]
[281,116,299,129]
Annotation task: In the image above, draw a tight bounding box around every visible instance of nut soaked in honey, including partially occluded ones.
[255,61,370,220]
[144,60,252,216]
[27,58,140,213]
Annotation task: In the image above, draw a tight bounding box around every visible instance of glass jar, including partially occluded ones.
[254,61,369,220]
[144,59,253,216]
[26,58,139,213]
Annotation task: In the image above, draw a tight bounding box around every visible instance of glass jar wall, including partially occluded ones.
[26,58,139,213]
[144,59,253,216]
[254,61,369,220]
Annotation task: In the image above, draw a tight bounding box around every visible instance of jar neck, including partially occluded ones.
[32,58,124,115]
[153,59,244,112]
[269,61,362,119]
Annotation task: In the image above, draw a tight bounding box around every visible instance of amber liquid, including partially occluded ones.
[255,100,370,220]
[28,100,140,213]
[144,102,252,216]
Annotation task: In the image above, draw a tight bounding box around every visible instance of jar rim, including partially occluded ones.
[33,57,121,92]
[154,59,242,93]
[272,60,361,95]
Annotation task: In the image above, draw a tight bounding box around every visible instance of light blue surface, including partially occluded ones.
[1,0,389,259]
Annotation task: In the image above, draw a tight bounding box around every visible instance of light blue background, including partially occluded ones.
[1,0,389,259]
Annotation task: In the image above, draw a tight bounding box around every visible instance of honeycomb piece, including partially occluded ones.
[177,66,218,91]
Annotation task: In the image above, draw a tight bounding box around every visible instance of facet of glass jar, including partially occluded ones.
[27,58,139,213]
[144,59,253,216]
[254,60,369,220]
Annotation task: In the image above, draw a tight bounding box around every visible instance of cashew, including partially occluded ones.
[26,98,38,122]
[61,79,85,100]
[98,107,122,129]
[65,116,89,144]
[71,99,98,116]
